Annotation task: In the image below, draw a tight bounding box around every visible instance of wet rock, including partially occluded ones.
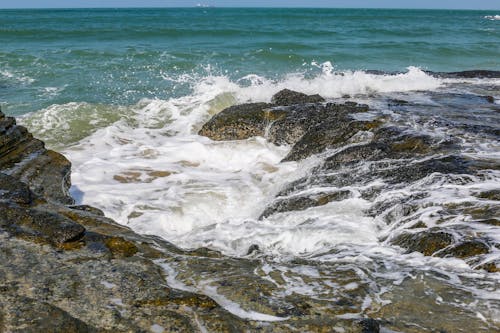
[260,190,351,218]
[388,99,412,107]
[476,189,500,201]
[392,229,454,256]
[356,318,380,333]
[476,262,499,273]
[199,101,371,159]
[475,218,500,226]
[271,89,325,106]
[437,240,490,259]
[246,244,260,255]
[0,172,34,205]
[198,102,273,141]
[0,293,98,333]
[69,205,105,216]
[443,70,500,78]
[283,119,382,161]
[104,236,139,258]
[0,109,73,204]
[0,203,86,245]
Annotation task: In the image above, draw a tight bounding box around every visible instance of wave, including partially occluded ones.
[20,65,450,149]
[484,15,500,21]
[0,69,35,84]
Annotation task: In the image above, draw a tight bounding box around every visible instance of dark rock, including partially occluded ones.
[0,203,86,245]
[382,155,471,184]
[388,99,410,106]
[356,318,380,333]
[198,102,273,141]
[476,262,499,273]
[247,244,260,255]
[69,205,105,216]
[437,240,490,259]
[392,229,454,256]
[260,190,351,218]
[444,70,500,79]
[475,218,500,226]
[283,119,382,161]
[0,294,98,333]
[476,189,500,201]
[199,101,371,159]
[104,236,139,258]
[0,172,34,205]
[485,96,495,104]
[0,109,73,204]
[271,89,325,106]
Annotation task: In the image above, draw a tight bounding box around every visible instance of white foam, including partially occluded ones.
[49,65,497,264]
[223,65,444,103]
[0,69,35,84]
[484,15,500,20]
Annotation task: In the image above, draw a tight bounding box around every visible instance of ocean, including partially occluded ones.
[1,8,500,331]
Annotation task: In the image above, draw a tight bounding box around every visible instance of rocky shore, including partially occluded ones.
[1,87,499,332]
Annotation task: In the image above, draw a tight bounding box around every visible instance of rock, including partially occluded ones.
[260,190,351,218]
[0,109,73,204]
[198,102,273,141]
[0,172,34,205]
[0,293,98,333]
[104,236,139,258]
[199,101,371,158]
[0,203,86,246]
[437,240,490,259]
[443,70,500,78]
[476,189,500,201]
[476,262,499,273]
[69,205,105,216]
[355,318,380,333]
[246,244,260,255]
[283,118,382,161]
[381,155,471,184]
[392,229,454,256]
[270,89,325,106]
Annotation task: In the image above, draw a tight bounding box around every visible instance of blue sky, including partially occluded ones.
[0,0,499,10]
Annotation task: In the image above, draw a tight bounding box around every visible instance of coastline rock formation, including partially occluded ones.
[0,108,381,332]
[2,85,499,332]
[199,90,499,271]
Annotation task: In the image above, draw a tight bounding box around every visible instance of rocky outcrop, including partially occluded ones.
[199,90,374,161]
[0,110,73,204]
[270,89,325,106]
[0,107,383,331]
[198,90,499,270]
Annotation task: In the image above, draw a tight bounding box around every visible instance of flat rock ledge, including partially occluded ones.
[0,107,381,332]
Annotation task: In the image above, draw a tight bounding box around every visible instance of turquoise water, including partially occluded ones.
[0,8,499,114]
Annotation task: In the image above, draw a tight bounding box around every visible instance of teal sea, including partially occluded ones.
[1,8,500,331]
[0,8,499,114]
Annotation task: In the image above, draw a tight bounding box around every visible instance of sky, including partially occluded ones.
[0,0,499,10]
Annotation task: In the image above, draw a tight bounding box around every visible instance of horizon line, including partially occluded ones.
[0,6,498,10]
